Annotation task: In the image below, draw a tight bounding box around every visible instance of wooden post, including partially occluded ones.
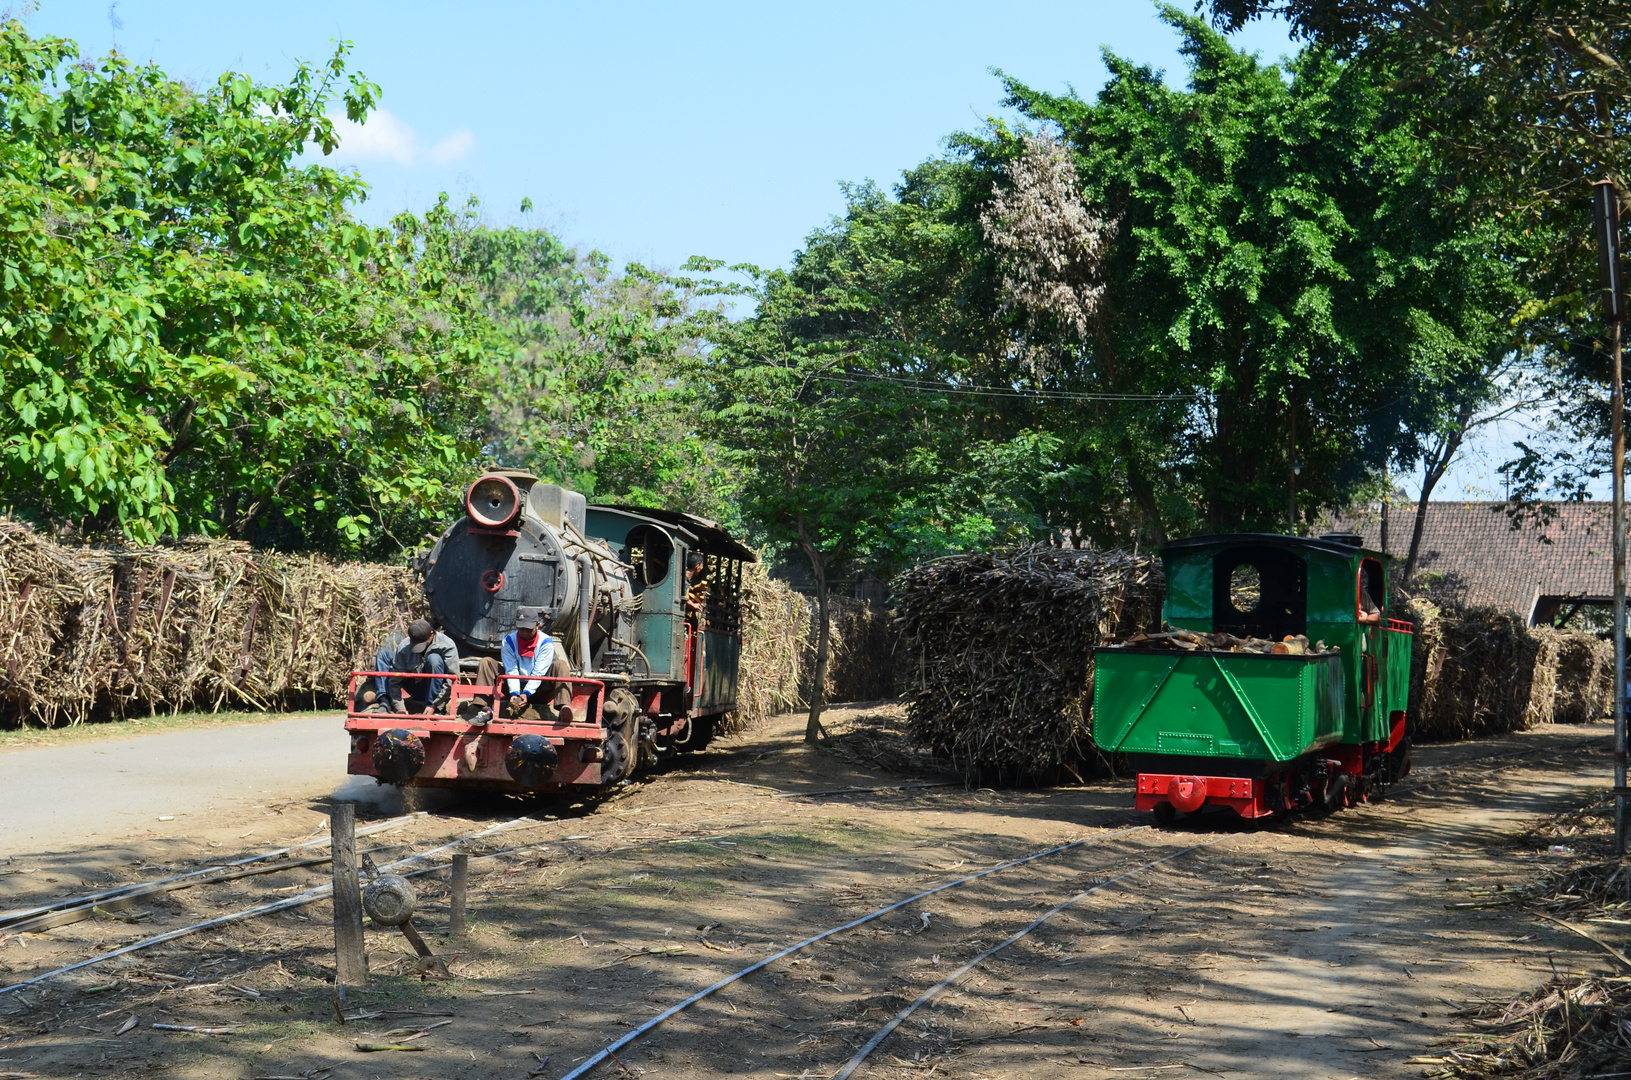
[1595,178,1628,859]
[330,803,369,986]
[449,853,469,936]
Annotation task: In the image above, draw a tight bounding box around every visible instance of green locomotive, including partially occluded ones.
[1092,532,1414,820]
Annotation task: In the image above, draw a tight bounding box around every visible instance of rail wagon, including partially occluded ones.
[1092,532,1414,820]
[344,471,754,793]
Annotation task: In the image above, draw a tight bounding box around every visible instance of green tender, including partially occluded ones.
[1091,533,1413,766]
[1092,649,1344,763]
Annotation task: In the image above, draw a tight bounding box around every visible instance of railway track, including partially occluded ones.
[560,827,1228,1080]
[0,780,960,997]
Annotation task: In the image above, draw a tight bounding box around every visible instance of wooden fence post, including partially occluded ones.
[330,803,369,987]
[449,853,469,936]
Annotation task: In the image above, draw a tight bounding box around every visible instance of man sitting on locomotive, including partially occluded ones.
[356,618,459,714]
[474,605,575,723]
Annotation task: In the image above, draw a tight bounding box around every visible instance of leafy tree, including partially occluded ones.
[468,222,743,531]
[698,263,938,741]
[0,21,489,555]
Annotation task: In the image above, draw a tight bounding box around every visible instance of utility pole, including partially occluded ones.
[1593,178,1627,859]
[1288,392,1299,536]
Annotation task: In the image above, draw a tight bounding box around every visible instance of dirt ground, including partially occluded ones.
[0,705,1620,1080]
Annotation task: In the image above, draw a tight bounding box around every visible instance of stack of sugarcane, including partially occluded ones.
[893,544,1163,779]
[1402,597,1613,741]
[0,519,425,726]
[1108,628,1337,655]
[724,562,817,735]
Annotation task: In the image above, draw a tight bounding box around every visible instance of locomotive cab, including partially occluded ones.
[1094,532,1414,819]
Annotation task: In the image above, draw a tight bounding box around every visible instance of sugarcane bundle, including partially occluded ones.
[1529,624,1614,726]
[827,595,905,702]
[1108,628,1337,655]
[724,562,817,734]
[0,519,425,726]
[893,545,1163,779]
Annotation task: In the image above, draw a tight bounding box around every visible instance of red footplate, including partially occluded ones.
[1136,773,1272,818]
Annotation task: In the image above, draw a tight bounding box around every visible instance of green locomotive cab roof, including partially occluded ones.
[1162,531,1386,562]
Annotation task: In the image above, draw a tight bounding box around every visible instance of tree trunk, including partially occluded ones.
[1403,413,1469,588]
[796,515,830,744]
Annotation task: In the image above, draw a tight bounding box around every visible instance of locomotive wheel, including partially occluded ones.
[599,688,641,786]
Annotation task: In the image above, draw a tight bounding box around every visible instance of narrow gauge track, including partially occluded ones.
[560,828,1227,1080]
[0,735,1597,1006]
[0,780,958,997]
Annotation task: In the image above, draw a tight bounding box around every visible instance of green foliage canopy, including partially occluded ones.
[0,21,488,554]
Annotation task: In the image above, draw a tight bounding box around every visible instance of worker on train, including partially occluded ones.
[356,618,459,714]
[475,605,575,723]
[684,552,709,618]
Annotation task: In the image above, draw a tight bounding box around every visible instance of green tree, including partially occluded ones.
[468,221,742,531]
[0,21,489,555]
[698,263,934,741]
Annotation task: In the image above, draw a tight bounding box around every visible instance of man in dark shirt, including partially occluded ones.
[357,619,459,714]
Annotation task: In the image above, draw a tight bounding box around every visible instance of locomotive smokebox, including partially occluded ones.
[371,728,426,786]
[504,734,560,789]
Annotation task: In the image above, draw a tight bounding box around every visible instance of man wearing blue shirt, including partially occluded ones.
[474,606,575,723]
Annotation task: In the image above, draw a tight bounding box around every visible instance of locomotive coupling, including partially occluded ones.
[504,733,560,789]
[1167,776,1208,813]
[362,874,417,927]
[371,729,426,786]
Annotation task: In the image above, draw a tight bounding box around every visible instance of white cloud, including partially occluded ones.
[325,108,474,167]
[428,129,476,165]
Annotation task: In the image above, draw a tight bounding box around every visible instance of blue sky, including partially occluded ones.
[22,1,1595,502]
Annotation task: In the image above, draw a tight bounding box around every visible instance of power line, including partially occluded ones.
[812,371,1198,402]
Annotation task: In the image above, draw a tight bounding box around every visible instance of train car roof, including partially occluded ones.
[1163,532,1386,561]
[598,505,759,563]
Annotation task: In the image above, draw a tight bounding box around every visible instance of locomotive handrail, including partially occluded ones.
[345,670,607,724]
[1385,618,1414,634]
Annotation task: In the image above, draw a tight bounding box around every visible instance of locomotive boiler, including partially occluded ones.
[344,470,754,793]
[1092,532,1415,821]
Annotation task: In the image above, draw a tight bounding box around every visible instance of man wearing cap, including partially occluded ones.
[357,619,459,714]
[474,606,575,723]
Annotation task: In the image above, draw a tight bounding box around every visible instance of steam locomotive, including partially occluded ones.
[1092,532,1415,820]
[344,470,753,792]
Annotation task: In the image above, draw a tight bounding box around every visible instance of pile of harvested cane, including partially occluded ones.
[1423,977,1631,1079]
[0,519,425,726]
[1109,629,1336,655]
[724,563,814,734]
[894,544,1163,779]
[1405,598,1614,741]
[1424,795,1631,1079]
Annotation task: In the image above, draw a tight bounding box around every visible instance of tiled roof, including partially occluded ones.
[1328,501,1615,619]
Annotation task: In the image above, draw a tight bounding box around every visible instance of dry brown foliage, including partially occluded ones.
[893,545,1163,779]
[0,519,424,725]
[1404,598,1613,741]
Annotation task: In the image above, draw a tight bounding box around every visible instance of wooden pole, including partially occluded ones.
[330,803,369,986]
[1594,178,1627,859]
[449,853,469,936]
[1614,314,1627,859]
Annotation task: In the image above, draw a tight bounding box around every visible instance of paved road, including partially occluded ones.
[0,714,352,858]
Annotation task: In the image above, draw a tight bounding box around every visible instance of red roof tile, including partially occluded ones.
[1330,501,1615,620]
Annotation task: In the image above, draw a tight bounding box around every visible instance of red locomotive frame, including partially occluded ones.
[344,671,612,790]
